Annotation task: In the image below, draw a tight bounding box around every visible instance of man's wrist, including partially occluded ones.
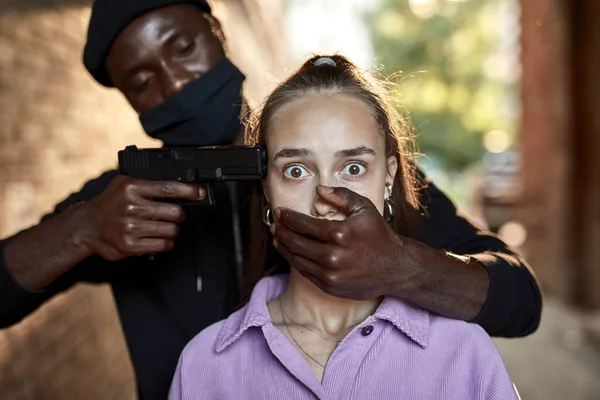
[385,237,490,321]
[67,201,98,259]
[385,236,431,297]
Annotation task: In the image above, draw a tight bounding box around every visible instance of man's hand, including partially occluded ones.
[271,185,489,320]
[270,185,416,300]
[81,175,205,260]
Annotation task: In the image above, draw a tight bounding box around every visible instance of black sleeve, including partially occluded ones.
[0,170,120,329]
[417,168,542,337]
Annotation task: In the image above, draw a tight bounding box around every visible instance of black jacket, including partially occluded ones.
[0,168,542,400]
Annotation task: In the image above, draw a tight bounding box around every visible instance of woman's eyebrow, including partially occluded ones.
[272,148,313,161]
[335,146,376,158]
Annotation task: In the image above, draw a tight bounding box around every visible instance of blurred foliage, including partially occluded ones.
[365,0,518,171]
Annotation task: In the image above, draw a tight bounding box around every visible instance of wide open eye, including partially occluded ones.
[283,165,310,179]
[340,162,367,177]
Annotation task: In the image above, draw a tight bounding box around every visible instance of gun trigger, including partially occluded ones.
[186,169,196,181]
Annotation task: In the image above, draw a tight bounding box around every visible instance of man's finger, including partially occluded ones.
[276,208,333,241]
[127,221,180,240]
[315,185,374,216]
[131,199,186,223]
[273,223,330,263]
[131,238,174,255]
[275,241,329,284]
[135,180,206,201]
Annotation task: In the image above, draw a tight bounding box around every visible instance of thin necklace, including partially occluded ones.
[279,297,342,345]
[279,296,326,368]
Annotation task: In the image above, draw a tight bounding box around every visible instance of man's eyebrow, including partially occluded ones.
[122,31,183,81]
[272,148,313,160]
[161,30,182,46]
[335,146,376,157]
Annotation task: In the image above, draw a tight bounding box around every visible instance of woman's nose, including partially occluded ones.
[310,176,339,218]
[311,196,339,218]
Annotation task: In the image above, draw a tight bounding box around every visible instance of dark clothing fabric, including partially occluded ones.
[0,168,542,400]
[83,0,211,86]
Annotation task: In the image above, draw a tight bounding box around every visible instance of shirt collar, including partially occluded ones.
[215,275,288,353]
[215,274,430,352]
[373,297,430,348]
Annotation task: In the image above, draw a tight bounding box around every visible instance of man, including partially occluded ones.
[0,1,542,399]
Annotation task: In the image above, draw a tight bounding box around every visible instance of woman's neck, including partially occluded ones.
[279,269,382,337]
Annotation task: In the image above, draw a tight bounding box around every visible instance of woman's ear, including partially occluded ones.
[386,156,398,196]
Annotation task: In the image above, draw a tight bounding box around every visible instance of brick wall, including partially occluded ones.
[0,4,151,400]
[0,1,284,399]
[518,0,573,300]
[519,0,600,308]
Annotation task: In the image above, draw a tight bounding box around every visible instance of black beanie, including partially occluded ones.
[83,0,212,87]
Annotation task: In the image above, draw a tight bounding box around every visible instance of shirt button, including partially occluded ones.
[361,325,374,336]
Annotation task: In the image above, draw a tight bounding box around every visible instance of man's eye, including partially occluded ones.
[341,162,367,177]
[179,41,196,56]
[130,77,152,92]
[283,165,310,179]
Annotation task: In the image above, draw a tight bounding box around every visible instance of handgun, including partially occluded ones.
[118,145,267,205]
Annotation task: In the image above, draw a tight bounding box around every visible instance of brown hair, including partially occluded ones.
[243,54,422,296]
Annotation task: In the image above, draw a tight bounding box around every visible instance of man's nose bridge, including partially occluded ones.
[160,62,194,99]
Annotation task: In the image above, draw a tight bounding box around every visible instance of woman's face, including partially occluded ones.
[264,93,397,220]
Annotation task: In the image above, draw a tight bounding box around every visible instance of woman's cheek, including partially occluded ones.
[341,178,386,216]
[267,176,314,213]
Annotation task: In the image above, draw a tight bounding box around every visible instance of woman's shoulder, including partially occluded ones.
[181,305,249,361]
[431,313,489,336]
[428,313,503,359]
[181,320,227,361]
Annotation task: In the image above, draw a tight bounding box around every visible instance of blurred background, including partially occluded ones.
[0,0,599,399]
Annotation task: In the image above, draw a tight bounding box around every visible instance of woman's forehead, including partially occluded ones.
[268,94,382,151]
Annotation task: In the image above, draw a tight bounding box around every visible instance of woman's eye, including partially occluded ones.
[341,162,367,177]
[283,165,310,179]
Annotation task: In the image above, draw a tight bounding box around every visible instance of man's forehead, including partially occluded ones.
[112,5,204,54]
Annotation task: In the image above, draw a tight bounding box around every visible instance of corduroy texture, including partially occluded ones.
[170,275,518,399]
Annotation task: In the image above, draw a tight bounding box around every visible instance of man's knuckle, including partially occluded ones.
[327,252,340,266]
[332,228,346,243]
[121,236,135,251]
[122,219,137,233]
[124,204,139,216]
[123,181,139,195]
[324,273,339,286]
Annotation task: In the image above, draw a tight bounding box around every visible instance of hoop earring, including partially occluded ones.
[263,206,274,227]
[385,182,393,198]
[384,199,395,222]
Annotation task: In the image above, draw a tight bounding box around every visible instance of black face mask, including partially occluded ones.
[139,57,245,147]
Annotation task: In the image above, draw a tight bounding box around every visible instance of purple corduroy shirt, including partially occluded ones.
[169,275,517,400]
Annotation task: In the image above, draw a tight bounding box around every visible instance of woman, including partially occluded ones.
[169,55,518,399]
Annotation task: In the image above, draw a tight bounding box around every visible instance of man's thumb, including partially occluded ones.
[316,185,373,216]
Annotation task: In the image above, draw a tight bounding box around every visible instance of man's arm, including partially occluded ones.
[0,170,119,328]
[0,170,206,329]
[415,171,542,337]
